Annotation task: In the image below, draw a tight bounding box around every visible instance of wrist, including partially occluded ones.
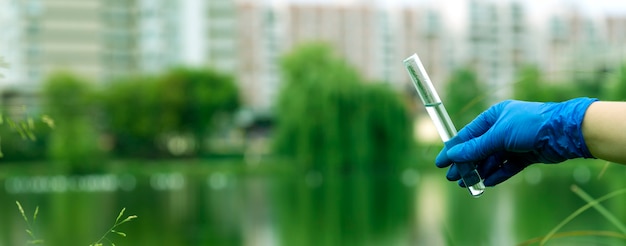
[541,97,598,161]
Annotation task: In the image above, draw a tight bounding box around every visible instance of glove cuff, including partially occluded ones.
[550,97,599,160]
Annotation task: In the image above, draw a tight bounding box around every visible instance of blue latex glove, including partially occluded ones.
[435,97,598,187]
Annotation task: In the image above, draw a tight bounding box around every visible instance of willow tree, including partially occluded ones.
[43,72,102,173]
[273,43,415,245]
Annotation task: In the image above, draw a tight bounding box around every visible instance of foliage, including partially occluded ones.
[159,68,239,153]
[42,72,103,173]
[16,201,137,246]
[273,43,415,245]
[103,68,239,157]
[91,208,138,246]
[16,201,43,245]
[513,65,599,103]
[603,64,626,101]
[517,185,626,245]
[0,115,52,161]
[444,67,489,128]
[513,65,551,101]
[102,76,162,157]
[570,67,608,100]
[0,58,54,161]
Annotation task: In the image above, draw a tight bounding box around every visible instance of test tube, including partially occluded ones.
[403,53,486,197]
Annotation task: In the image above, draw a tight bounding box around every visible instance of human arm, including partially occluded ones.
[582,101,626,164]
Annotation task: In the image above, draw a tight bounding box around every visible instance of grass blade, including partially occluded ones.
[115,208,125,224]
[41,115,54,128]
[33,206,39,222]
[518,230,626,246]
[27,239,44,244]
[121,215,137,224]
[112,230,126,237]
[597,161,611,179]
[571,185,626,234]
[16,201,28,223]
[539,186,626,245]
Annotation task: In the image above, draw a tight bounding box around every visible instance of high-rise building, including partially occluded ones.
[0,0,218,88]
[543,6,609,83]
[604,16,626,68]
[136,0,180,73]
[103,0,139,81]
[235,1,283,112]
[2,0,625,110]
[1,0,104,87]
[0,0,141,87]
[207,0,238,73]
[234,1,449,112]
[466,0,528,100]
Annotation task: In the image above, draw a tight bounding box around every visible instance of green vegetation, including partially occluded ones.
[16,201,43,245]
[513,65,551,102]
[0,67,240,163]
[16,201,137,246]
[273,43,415,245]
[512,65,580,102]
[2,45,626,246]
[90,208,138,246]
[516,185,626,246]
[43,72,102,173]
[444,67,489,127]
[604,64,626,101]
[102,68,239,158]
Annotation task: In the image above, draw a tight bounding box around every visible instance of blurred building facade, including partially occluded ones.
[0,0,110,88]
[541,4,610,83]
[465,0,528,98]
[1,0,625,110]
[235,1,448,110]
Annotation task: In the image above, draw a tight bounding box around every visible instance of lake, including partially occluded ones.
[0,159,624,246]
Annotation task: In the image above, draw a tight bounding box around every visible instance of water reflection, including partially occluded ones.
[5,175,131,194]
[1,159,624,245]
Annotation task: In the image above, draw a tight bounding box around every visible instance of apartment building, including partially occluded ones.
[0,0,217,87]
[234,1,448,111]
[2,0,625,110]
[465,0,528,99]
[207,0,238,73]
[0,0,110,87]
[604,16,626,68]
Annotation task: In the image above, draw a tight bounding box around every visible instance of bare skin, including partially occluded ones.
[582,101,626,164]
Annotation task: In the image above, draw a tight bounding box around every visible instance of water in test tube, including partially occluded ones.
[403,53,486,197]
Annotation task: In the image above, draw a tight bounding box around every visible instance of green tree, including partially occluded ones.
[273,43,414,245]
[513,65,552,101]
[0,90,52,162]
[603,64,626,101]
[102,76,162,157]
[159,68,239,155]
[571,67,607,99]
[444,67,489,128]
[513,64,602,103]
[103,68,239,158]
[43,72,102,173]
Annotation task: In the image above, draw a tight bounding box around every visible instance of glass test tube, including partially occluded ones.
[403,53,486,197]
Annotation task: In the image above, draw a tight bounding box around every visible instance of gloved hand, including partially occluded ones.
[435,97,598,187]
